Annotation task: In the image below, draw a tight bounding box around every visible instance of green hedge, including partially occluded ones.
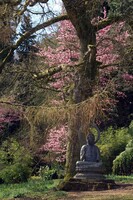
[98,123,132,173]
[112,140,133,175]
[0,138,32,183]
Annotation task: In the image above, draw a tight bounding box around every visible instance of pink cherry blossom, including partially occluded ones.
[41,125,67,162]
[37,19,131,162]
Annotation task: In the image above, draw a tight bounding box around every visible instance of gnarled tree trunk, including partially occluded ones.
[63,0,97,178]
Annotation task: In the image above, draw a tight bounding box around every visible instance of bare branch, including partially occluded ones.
[18,0,31,16]
[29,0,49,7]
[34,66,63,80]
[94,16,123,31]
[0,49,14,73]
[0,14,68,73]
[16,14,68,48]
[0,0,22,6]
[0,101,23,107]
[99,63,120,69]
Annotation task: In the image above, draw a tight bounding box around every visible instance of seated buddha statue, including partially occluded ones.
[74,124,105,180]
[77,132,102,167]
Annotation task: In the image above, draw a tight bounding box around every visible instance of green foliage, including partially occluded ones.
[109,0,133,17]
[112,139,133,175]
[39,165,57,180]
[128,121,133,136]
[0,178,66,199]
[99,125,132,173]
[38,163,65,181]
[0,138,32,183]
[107,174,133,183]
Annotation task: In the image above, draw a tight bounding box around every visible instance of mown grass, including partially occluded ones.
[0,175,133,200]
[0,178,66,200]
[106,174,133,183]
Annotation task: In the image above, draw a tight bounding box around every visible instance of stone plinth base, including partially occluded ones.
[74,163,106,181]
[74,172,105,181]
[59,178,116,191]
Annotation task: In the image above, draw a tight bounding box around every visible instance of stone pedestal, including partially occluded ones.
[59,178,116,191]
[59,162,116,191]
[74,172,105,181]
[58,163,116,191]
[74,162,105,181]
[74,164,106,182]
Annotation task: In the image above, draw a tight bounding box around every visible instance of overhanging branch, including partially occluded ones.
[15,14,68,48]
[94,16,123,31]
[34,66,63,80]
[0,0,22,6]
[99,62,120,69]
[0,14,69,73]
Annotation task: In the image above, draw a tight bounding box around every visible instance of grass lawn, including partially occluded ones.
[0,175,133,200]
[0,178,66,200]
[106,174,133,183]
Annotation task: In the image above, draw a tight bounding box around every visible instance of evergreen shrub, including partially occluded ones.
[0,138,32,183]
[99,125,132,173]
[39,165,57,180]
[112,139,133,175]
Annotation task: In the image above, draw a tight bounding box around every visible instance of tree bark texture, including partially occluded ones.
[63,0,97,178]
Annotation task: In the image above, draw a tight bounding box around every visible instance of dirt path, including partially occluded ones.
[11,183,133,200]
[61,183,133,200]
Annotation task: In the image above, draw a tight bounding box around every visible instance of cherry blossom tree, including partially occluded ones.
[0,0,132,179]
[41,125,67,163]
[37,17,132,172]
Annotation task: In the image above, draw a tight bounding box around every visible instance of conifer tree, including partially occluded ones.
[17,13,37,61]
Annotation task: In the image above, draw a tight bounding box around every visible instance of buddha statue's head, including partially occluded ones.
[87,132,95,145]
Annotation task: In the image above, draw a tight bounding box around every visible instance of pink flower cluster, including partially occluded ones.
[97,23,125,65]
[38,20,79,66]
[37,21,80,91]
[42,125,67,163]
[122,73,133,81]
[97,22,131,97]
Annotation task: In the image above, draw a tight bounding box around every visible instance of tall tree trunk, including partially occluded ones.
[63,0,97,178]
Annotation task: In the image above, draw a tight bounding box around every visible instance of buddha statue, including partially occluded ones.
[79,132,102,167]
[74,124,105,180]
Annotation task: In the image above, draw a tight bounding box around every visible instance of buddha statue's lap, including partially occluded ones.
[76,160,103,168]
